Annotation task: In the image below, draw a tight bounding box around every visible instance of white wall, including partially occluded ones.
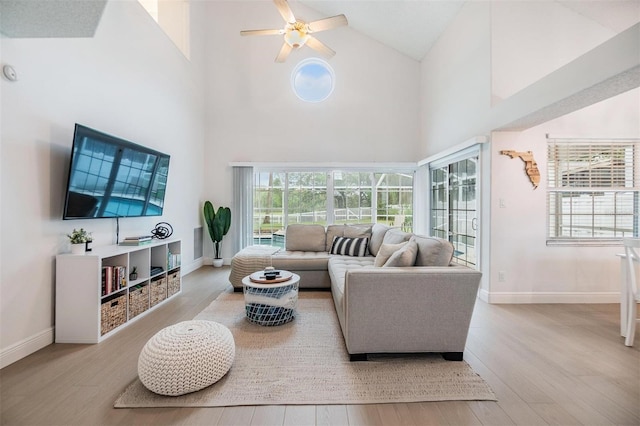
[419,1,492,157]
[0,1,207,367]
[420,0,639,303]
[488,88,640,303]
[202,1,421,260]
[491,0,638,101]
[420,1,639,156]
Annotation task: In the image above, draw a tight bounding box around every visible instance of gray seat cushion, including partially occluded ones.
[328,255,375,325]
[271,250,330,271]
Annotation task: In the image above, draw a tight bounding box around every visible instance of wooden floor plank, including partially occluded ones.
[405,402,450,426]
[529,402,581,426]
[346,404,383,426]
[435,401,482,425]
[250,405,285,426]
[316,405,349,426]
[283,405,315,426]
[217,406,255,426]
[467,401,516,426]
[1,266,638,426]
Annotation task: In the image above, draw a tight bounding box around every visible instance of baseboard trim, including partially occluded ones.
[482,291,620,304]
[478,289,490,303]
[0,327,54,369]
[203,257,230,266]
[182,258,204,276]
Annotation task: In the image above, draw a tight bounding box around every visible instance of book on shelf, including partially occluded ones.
[167,251,181,270]
[119,239,153,246]
[101,265,127,296]
[122,235,153,241]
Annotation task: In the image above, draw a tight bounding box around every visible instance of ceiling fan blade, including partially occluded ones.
[308,14,348,33]
[240,29,284,37]
[275,42,293,63]
[274,0,296,23]
[305,36,336,59]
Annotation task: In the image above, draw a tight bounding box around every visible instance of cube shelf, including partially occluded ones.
[55,238,181,343]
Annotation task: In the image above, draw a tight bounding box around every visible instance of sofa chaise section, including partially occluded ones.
[332,265,481,361]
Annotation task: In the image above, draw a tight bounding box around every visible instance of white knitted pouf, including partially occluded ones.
[138,320,235,396]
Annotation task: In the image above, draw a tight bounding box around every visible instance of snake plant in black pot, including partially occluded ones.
[203,201,231,267]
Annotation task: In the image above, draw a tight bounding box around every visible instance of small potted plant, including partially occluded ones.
[67,228,91,255]
[129,266,138,281]
[203,201,231,267]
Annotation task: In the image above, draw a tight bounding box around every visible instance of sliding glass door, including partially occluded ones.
[430,156,478,267]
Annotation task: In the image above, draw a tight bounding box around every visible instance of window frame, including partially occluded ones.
[546,138,640,246]
[233,163,417,250]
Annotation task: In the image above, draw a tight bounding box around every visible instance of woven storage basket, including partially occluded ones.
[101,293,127,335]
[150,277,167,307]
[129,284,149,319]
[243,281,299,326]
[167,270,180,297]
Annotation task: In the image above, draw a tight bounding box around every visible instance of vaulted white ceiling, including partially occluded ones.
[299,0,465,60]
[0,0,638,62]
[300,0,639,61]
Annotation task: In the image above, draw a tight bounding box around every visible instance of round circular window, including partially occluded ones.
[291,58,335,103]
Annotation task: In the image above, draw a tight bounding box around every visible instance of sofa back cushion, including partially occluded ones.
[382,228,413,245]
[412,234,454,266]
[344,224,372,238]
[325,225,346,252]
[286,224,326,252]
[369,223,391,256]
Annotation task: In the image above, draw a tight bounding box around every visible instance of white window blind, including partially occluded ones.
[547,138,639,243]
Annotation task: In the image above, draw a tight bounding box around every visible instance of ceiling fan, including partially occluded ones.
[240,0,348,63]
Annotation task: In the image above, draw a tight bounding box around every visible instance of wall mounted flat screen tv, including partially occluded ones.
[63,124,170,219]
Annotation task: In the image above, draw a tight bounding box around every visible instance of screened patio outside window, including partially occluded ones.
[248,168,414,248]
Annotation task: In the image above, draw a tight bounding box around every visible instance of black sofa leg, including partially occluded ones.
[350,353,368,362]
[442,352,463,361]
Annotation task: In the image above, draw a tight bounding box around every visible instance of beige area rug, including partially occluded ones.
[115,291,495,407]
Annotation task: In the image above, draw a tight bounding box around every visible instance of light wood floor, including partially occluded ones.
[1,266,639,426]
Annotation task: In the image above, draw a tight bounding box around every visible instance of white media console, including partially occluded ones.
[55,239,181,343]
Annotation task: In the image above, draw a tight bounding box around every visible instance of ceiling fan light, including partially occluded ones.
[284,29,309,48]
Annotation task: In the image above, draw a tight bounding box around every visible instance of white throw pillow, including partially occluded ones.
[383,240,418,267]
[374,242,408,267]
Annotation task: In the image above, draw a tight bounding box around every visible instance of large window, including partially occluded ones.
[547,138,639,243]
[250,168,414,247]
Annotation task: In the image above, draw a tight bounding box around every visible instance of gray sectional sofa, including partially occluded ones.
[230,223,482,361]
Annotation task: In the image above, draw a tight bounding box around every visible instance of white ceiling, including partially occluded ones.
[299,0,639,61]
[0,0,637,61]
[299,0,465,61]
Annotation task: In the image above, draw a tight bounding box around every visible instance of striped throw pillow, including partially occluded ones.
[330,236,369,257]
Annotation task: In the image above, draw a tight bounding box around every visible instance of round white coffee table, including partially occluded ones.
[241,271,300,326]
